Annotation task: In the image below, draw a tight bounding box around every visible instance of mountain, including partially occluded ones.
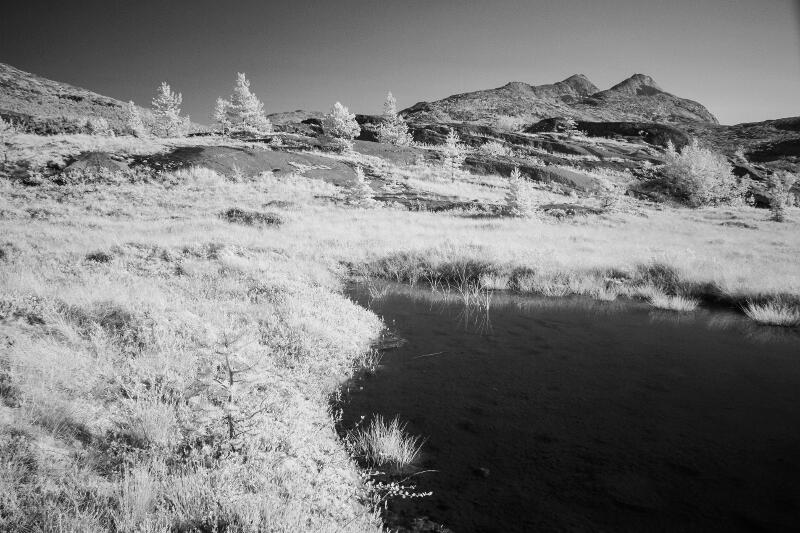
[401,73,718,125]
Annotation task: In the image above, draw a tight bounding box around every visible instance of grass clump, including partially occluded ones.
[350,415,424,472]
[219,207,283,226]
[743,301,800,327]
[648,292,700,312]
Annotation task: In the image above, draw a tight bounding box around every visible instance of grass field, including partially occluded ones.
[1,138,799,531]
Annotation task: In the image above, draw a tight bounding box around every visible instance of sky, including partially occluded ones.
[1,0,799,125]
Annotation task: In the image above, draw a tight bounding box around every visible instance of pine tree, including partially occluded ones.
[151,82,187,137]
[125,101,147,137]
[442,129,466,179]
[767,171,797,222]
[346,166,377,207]
[322,102,361,151]
[222,73,272,135]
[562,117,578,137]
[505,167,535,217]
[377,92,413,146]
[212,97,230,135]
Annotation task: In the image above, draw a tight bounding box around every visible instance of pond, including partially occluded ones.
[340,284,800,533]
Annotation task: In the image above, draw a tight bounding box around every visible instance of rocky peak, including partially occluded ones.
[606,74,663,96]
[559,74,599,96]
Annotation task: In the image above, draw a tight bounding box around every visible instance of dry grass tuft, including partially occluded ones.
[743,301,800,327]
[648,292,700,312]
[350,416,424,471]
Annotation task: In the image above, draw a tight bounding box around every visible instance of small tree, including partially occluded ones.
[219,73,272,135]
[212,97,230,135]
[0,117,18,162]
[661,139,744,206]
[442,129,466,179]
[322,102,361,152]
[377,92,413,146]
[125,101,147,137]
[562,117,578,137]
[346,166,377,207]
[767,171,797,222]
[505,167,535,217]
[151,82,187,137]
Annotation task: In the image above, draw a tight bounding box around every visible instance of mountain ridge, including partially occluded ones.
[401,73,719,125]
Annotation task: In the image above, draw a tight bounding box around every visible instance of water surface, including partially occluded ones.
[341,285,800,533]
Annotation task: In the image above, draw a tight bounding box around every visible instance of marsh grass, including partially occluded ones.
[350,416,424,472]
[2,142,800,529]
[743,301,800,327]
[648,292,700,312]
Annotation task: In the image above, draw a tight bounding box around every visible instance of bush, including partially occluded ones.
[479,140,513,157]
[83,117,113,136]
[661,139,744,206]
[219,207,283,226]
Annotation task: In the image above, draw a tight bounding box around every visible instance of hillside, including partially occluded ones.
[0,62,134,133]
[0,62,204,134]
[401,73,718,125]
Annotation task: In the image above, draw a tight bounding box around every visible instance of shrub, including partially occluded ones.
[661,139,744,206]
[767,171,797,222]
[377,92,413,146]
[479,140,513,157]
[219,207,283,226]
[84,116,113,136]
[322,102,360,152]
[495,115,526,132]
[505,167,535,217]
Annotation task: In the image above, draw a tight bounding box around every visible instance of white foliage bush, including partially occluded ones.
[661,139,744,206]
[215,73,272,135]
[84,117,113,136]
[495,115,526,132]
[480,140,512,157]
[377,92,413,146]
[322,102,360,151]
[151,82,189,138]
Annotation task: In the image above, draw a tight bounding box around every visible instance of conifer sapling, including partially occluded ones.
[377,92,413,146]
[322,102,360,152]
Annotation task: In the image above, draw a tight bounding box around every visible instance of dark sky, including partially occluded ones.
[2,0,799,125]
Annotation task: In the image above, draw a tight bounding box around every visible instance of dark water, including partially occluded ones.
[340,284,800,533]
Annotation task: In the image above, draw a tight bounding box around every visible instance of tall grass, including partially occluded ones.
[350,416,424,472]
[743,301,800,327]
